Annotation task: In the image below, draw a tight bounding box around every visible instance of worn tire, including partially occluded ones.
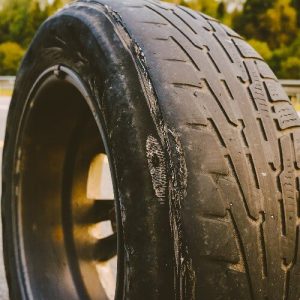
[3,0,300,299]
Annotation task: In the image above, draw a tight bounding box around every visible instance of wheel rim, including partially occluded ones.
[12,66,122,300]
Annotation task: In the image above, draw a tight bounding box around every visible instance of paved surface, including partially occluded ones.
[0,96,10,299]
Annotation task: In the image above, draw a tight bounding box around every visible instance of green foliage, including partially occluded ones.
[0,0,299,78]
[259,0,298,48]
[282,56,300,78]
[0,0,65,74]
[169,0,300,78]
[248,39,273,60]
[0,42,25,75]
[269,33,300,78]
[0,0,28,47]
[232,0,274,40]
[233,0,297,48]
[231,0,300,78]
[45,0,66,16]
[229,0,299,78]
[217,2,226,20]
[291,0,300,25]
[0,0,55,48]
[195,0,218,17]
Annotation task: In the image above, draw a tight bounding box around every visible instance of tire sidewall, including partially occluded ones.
[2,6,174,300]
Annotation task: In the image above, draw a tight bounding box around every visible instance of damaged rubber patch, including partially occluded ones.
[146,135,167,204]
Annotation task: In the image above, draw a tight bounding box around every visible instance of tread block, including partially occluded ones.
[177,6,213,32]
[184,130,229,175]
[195,261,251,300]
[186,217,239,263]
[185,174,226,217]
[169,88,209,126]
[279,135,297,264]
[218,178,266,298]
[255,60,277,80]
[173,9,207,34]
[265,81,290,102]
[245,60,281,169]
[149,38,190,62]
[201,80,239,126]
[209,22,248,82]
[275,103,300,130]
[234,39,263,59]
[249,77,268,111]
[146,4,206,49]
[165,61,203,87]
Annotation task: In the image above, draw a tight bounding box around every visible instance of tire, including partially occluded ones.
[2,0,300,299]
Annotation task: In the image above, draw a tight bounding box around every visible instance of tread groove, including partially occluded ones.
[225,155,257,221]
[247,153,260,189]
[259,212,268,278]
[228,209,255,300]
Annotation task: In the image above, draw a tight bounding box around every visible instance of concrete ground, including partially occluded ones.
[0,96,10,299]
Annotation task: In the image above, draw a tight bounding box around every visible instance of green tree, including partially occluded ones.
[248,39,273,60]
[0,0,299,78]
[0,0,66,74]
[217,2,226,20]
[291,0,300,25]
[24,0,48,46]
[0,0,64,48]
[0,42,25,75]
[232,0,273,40]
[197,0,218,17]
[259,0,297,48]
[45,0,66,16]
[281,56,300,78]
[268,32,300,78]
[231,0,299,78]
[0,0,29,47]
[233,0,297,48]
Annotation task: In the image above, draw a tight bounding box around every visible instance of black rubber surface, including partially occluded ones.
[3,0,300,299]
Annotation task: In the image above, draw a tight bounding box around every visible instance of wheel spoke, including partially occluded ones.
[93,199,115,217]
[93,199,115,223]
[94,233,117,262]
[79,199,115,224]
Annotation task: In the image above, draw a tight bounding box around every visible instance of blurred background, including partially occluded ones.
[0,0,299,77]
[0,0,299,103]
